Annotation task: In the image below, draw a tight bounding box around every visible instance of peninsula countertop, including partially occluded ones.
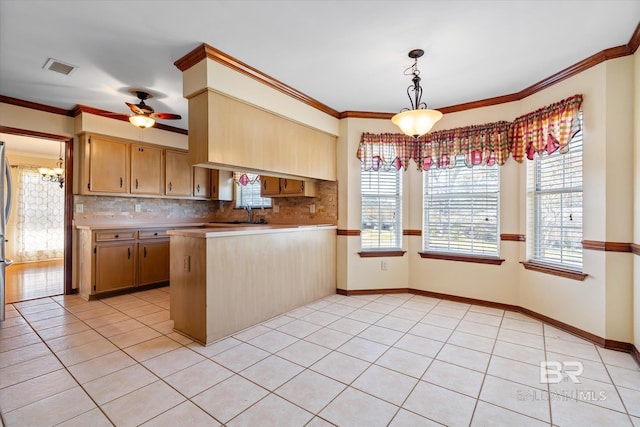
[167,223,337,238]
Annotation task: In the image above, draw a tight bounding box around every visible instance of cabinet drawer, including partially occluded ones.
[95,231,136,242]
[138,229,168,239]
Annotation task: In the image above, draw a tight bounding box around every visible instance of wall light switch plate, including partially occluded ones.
[309,204,316,214]
[273,204,280,213]
[134,204,141,213]
[75,203,83,213]
[381,261,388,271]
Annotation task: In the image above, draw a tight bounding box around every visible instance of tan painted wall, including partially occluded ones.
[634,48,640,349]
[339,56,637,342]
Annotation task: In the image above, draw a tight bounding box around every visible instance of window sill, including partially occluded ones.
[358,250,406,258]
[521,261,588,281]
[419,252,505,265]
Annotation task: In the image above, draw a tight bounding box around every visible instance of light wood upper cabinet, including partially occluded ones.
[86,135,129,193]
[165,150,192,196]
[131,144,164,195]
[260,176,317,197]
[260,176,281,196]
[193,167,211,199]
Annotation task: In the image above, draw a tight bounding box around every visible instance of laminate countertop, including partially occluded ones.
[167,224,337,239]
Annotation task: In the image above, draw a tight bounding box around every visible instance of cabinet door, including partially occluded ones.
[138,240,170,286]
[210,169,219,200]
[280,178,305,195]
[95,243,136,293]
[131,145,164,195]
[165,150,191,196]
[88,136,128,193]
[260,176,281,196]
[193,167,211,198]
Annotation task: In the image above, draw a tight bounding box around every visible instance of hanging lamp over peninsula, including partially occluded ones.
[391,49,442,138]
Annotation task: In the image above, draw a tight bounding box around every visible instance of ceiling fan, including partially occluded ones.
[126,89,181,128]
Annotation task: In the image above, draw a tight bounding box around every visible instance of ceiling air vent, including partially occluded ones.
[42,58,77,75]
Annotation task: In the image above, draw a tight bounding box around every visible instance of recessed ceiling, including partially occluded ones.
[0,0,638,131]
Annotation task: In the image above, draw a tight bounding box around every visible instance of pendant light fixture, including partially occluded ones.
[38,142,65,188]
[391,49,443,138]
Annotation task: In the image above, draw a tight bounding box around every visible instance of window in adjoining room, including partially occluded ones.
[234,172,272,208]
[423,157,500,256]
[360,164,402,250]
[526,115,583,270]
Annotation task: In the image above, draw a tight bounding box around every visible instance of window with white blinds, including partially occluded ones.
[234,173,272,208]
[423,158,500,256]
[361,166,402,249]
[527,118,583,270]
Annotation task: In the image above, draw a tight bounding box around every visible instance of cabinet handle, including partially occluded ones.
[283,179,288,189]
[135,178,139,189]
[127,247,131,259]
[115,234,119,238]
[169,181,172,192]
[196,184,200,194]
[153,232,158,236]
[263,180,267,190]
[144,247,147,257]
[120,177,123,188]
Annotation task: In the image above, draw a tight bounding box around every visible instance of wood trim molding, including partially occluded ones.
[629,22,640,53]
[338,111,394,120]
[403,229,422,236]
[500,233,525,242]
[334,286,639,366]
[582,240,632,252]
[174,43,340,118]
[337,288,410,296]
[0,126,74,296]
[632,243,640,256]
[336,229,360,236]
[419,252,505,265]
[358,250,406,258]
[0,95,72,116]
[521,261,588,281]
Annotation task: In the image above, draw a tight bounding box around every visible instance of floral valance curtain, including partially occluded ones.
[415,121,511,171]
[357,94,583,170]
[357,133,414,171]
[509,94,583,162]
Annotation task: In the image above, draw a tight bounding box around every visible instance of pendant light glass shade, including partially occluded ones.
[129,115,155,128]
[392,108,443,139]
[392,49,442,138]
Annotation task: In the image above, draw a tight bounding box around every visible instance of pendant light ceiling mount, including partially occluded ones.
[391,49,443,139]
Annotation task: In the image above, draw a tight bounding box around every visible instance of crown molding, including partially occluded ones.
[0,95,72,116]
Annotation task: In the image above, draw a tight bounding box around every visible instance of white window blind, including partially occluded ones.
[234,173,272,208]
[361,166,402,249]
[527,118,583,269]
[423,157,500,255]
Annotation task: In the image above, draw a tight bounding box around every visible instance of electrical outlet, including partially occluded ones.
[183,255,190,272]
[309,204,316,214]
[381,261,388,270]
[273,204,280,213]
[75,203,83,213]
[134,204,141,213]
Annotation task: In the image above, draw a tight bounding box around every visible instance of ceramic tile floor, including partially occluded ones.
[1,288,639,426]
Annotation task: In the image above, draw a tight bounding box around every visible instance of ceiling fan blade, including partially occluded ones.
[125,102,146,115]
[150,113,182,120]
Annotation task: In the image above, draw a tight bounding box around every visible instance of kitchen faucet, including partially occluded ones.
[244,206,253,223]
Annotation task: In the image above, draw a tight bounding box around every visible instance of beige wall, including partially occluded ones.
[338,55,637,343]
[634,48,640,349]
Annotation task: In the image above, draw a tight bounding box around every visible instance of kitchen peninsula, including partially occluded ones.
[168,224,337,345]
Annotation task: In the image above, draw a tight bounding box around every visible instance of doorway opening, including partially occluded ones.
[1,128,73,303]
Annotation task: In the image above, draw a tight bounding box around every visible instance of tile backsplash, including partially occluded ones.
[74,180,338,226]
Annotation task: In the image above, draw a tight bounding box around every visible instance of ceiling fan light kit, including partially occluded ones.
[391,49,443,138]
[126,89,181,129]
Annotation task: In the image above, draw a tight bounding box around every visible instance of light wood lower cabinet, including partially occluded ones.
[78,227,176,299]
[95,243,136,293]
[138,240,170,286]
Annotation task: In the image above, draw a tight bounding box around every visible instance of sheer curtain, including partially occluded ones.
[14,165,64,262]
